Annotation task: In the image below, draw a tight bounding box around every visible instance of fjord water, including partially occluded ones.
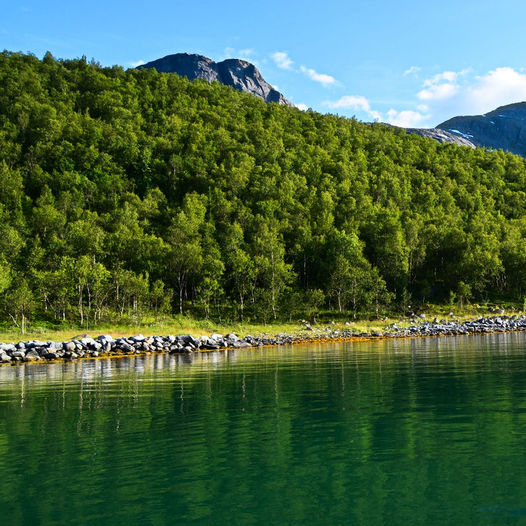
[2,335,526,525]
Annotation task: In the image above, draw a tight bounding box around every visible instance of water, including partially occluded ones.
[2,334,526,525]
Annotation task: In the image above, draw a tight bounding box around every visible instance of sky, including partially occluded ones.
[3,0,526,128]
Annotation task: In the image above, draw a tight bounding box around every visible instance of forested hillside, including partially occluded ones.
[1,51,526,329]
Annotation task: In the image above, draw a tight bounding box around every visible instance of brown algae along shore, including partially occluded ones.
[0,315,524,366]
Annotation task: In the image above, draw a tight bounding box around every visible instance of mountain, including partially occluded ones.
[138,53,293,106]
[405,127,476,149]
[436,102,526,155]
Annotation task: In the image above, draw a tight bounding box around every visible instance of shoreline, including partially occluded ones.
[0,315,525,367]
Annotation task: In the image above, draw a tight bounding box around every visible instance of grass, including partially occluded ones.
[0,302,520,343]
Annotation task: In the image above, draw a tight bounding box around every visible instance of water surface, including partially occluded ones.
[2,334,526,525]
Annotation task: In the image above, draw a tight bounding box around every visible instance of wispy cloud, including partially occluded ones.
[296,103,309,111]
[418,82,460,101]
[271,51,293,70]
[386,109,429,127]
[128,60,145,67]
[324,95,370,111]
[268,52,337,89]
[223,47,258,64]
[300,65,338,87]
[423,69,470,87]
[403,66,421,77]
[324,95,380,121]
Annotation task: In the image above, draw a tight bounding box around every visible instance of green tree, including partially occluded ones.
[5,278,34,334]
[166,193,206,314]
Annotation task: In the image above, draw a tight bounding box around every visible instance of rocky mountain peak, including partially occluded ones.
[138,53,293,106]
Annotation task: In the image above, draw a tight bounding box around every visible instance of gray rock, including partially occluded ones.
[139,53,293,106]
[177,335,200,347]
[437,102,526,156]
[27,340,47,349]
[406,127,476,148]
[25,349,40,361]
[231,341,250,348]
[0,351,11,363]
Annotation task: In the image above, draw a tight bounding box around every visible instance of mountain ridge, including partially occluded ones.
[436,101,526,155]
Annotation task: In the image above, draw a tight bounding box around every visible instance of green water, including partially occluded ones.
[2,334,526,525]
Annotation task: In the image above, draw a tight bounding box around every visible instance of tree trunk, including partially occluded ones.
[239,291,244,321]
[78,284,84,325]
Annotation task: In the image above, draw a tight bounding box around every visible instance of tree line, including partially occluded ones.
[1,51,526,330]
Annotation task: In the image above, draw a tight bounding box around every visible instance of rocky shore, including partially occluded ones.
[1,315,525,366]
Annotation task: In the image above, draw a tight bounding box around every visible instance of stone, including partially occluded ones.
[177,335,200,347]
[24,349,40,361]
[0,351,11,363]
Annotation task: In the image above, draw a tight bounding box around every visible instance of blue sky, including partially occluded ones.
[3,0,526,127]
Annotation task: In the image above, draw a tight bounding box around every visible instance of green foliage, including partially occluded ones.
[0,50,526,328]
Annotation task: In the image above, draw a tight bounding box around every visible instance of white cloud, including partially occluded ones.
[416,69,470,102]
[418,82,460,101]
[300,65,338,87]
[423,70,464,87]
[129,60,145,67]
[223,47,258,65]
[271,51,293,70]
[296,103,309,111]
[412,67,526,124]
[325,95,371,111]
[387,109,429,127]
[324,95,381,121]
[404,66,421,77]
[466,67,526,112]
[383,66,526,127]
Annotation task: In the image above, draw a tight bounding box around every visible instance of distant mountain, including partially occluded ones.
[138,53,293,106]
[436,102,526,155]
[406,127,476,149]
